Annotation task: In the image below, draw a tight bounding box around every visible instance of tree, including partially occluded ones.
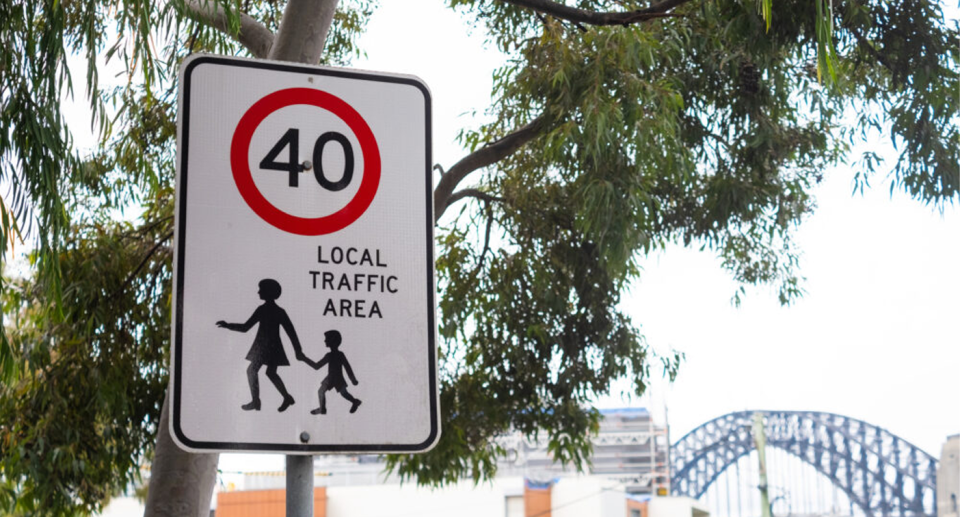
[0,0,956,514]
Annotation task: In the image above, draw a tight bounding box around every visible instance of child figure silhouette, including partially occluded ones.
[303,330,361,415]
[216,279,305,412]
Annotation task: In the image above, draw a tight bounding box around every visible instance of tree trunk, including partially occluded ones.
[144,389,219,516]
[269,0,339,64]
[143,2,339,514]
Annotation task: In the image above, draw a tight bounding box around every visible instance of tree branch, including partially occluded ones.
[181,0,275,59]
[270,0,340,64]
[500,0,691,26]
[434,115,548,223]
[471,207,495,278]
[849,25,896,75]
[446,189,504,207]
[117,231,173,296]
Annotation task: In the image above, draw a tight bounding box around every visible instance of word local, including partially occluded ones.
[317,246,387,267]
[309,246,397,319]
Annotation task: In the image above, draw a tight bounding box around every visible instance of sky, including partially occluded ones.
[49,0,957,473]
[339,0,959,460]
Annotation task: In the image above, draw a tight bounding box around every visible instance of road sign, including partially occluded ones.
[172,54,438,453]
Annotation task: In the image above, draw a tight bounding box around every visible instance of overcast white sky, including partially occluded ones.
[214,2,959,478]
[44,0,949,476]
[344,0,960,460]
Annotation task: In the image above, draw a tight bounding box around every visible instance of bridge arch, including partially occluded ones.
[671,411,938,517]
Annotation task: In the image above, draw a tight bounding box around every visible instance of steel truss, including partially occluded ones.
[671,411,938,517]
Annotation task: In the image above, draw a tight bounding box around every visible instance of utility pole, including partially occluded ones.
[753,412,773,517]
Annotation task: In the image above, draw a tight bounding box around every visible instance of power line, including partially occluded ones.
[528,487,617,517]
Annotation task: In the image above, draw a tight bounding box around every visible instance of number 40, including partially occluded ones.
[259,128,354,191]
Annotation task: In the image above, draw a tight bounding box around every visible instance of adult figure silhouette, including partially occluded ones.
[216,279,305,412]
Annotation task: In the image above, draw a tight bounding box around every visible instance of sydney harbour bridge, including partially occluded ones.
[496,408,948,517]
[669,411,943,517]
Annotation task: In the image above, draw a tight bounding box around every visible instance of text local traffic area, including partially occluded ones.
[309,246,398,319]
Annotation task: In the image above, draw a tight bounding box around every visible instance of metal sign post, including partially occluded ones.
[286,455,313,516]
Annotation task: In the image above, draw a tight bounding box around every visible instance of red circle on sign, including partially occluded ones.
[230,88,381,235]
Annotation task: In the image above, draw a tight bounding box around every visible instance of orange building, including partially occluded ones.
[217,487,327,517]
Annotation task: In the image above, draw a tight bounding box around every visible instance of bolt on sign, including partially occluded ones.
[172,54,438,453]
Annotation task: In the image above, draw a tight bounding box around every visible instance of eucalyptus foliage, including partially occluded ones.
[0,0,956,514]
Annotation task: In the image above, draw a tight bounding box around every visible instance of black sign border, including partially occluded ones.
[174,54,438,453]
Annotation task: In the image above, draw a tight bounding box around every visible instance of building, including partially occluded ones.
[211,407,687,517]
[495,408,671,495]
[216,475,708,517]
[939,434,960,517]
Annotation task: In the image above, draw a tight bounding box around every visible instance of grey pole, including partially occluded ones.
[286,455,314,517]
